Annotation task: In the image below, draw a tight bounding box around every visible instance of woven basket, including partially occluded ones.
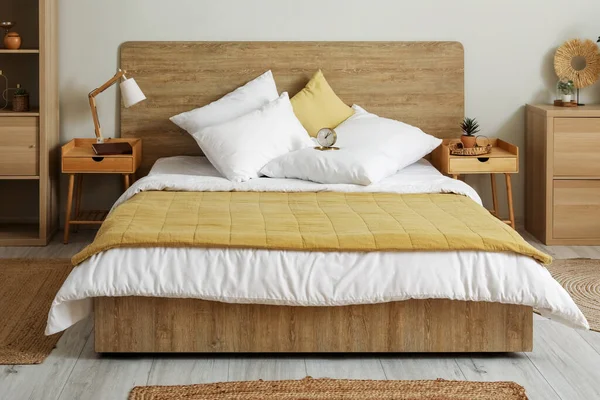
[12,94,30,112]
[449,143,492,156]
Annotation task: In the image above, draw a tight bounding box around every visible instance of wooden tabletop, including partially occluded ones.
[62,138,141,158]
[442,138,518,159]
[527,104,600,116]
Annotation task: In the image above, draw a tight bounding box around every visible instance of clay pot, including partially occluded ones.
[461,135,477,148]
[4,32,21,50]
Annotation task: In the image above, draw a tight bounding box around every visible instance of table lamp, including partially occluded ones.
[88,69,146,143]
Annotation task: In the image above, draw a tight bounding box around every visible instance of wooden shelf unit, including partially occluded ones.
[0,0,59,246]
[0,49,40,54]
[0,175,40,180]
[0,223,40,246]
[0,109,40,116]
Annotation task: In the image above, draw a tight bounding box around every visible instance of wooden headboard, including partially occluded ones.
[120,41,464,175]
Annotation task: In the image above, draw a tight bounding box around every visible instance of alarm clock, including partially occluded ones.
[315,128,339,151]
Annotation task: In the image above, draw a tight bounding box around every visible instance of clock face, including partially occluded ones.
[316,128,337,148]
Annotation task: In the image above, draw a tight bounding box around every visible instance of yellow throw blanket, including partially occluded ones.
[72,191,551,265]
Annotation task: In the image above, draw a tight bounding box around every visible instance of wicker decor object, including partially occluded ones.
[12,94,29,112]
[0,259,72,365]
[129,378,529,400]
[554,39,600,89]
[449,142,492,156]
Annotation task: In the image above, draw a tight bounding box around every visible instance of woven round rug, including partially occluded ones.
[546,259,600,332]
[129,378,527,400]
[0,258,73,365]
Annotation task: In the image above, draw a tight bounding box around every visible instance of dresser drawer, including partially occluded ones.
[62,156,133,173]
[554,118,600,177]
[553,180,600,239]
[0,117,39,176]
[448,157,518,174]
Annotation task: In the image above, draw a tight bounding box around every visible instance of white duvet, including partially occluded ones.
[46,157,589,335]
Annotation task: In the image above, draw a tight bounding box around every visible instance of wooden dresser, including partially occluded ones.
[525,104,600,245]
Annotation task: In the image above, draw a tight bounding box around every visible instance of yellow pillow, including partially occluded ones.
[290,70,354,137]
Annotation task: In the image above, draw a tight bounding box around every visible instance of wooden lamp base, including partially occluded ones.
[554,100,578,107]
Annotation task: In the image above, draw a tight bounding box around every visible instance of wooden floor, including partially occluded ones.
[1,229,599,400]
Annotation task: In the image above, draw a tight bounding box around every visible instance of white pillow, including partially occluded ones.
[170,70,278,134]
[192,92,313,182]
[260,105,442,185]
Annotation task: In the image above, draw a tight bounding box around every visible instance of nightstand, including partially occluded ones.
[61,138,142,244]
[431,138,519,228]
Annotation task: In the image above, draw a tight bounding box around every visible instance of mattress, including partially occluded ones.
[46,157,588,334]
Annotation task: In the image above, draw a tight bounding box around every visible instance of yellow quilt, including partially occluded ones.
[72,191,551,265]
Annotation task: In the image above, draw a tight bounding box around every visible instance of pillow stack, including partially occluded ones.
[262,105,441,185]
[192,92,311,183]
[170,71,310,182]
[171,69,441,185]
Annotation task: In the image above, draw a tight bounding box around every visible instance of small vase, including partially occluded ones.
[4,32,21,50]
[461,135,477,149]
[561,94,572,103]
[12,94,29,112]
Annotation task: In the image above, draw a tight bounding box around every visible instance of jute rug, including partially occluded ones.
[0,258,73,365]
[547,259,600,332]
[129,378,528,399]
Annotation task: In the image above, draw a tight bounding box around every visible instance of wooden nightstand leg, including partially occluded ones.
[73,175,83,233]
[490,174,499,217]
[64,174,75,244]
[505,173,515,229]
[123,174,131,191]
[452,174,459,180]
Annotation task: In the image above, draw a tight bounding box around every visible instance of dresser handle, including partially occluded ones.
[29,145,36,149]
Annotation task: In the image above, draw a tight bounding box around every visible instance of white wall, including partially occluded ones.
[59,0,600,220]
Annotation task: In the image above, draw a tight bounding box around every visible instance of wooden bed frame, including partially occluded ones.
[93,41,534,353]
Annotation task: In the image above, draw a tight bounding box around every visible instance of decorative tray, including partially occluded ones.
[449,143,492,156]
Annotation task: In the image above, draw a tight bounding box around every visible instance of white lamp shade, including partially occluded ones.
[120,78,146,108]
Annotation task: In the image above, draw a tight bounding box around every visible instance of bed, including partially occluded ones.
[47,41,587,353]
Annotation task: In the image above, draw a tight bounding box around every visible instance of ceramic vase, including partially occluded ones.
[4,32,21,50]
